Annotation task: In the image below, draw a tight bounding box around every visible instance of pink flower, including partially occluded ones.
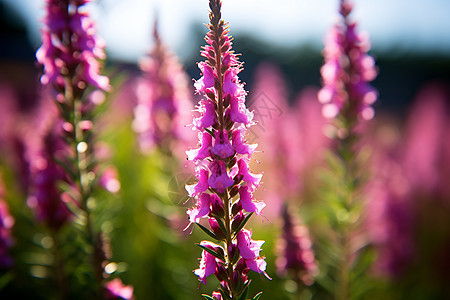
[242,257,271,280]
[223,69,240,96]
[193,99,217,130]
[275,204,317,286]
[36,0,110,92]
[238,186,265,215]
[211,130,234,158]
[232,128,257,155]
[186,132,212,161]
[105,278,134,300]
[194,62,215,93]
[208,161,233,193]
[236,229,264,259]
[318,0,377,121]
[212,291,222,300]
[187,193,211,223]
[133,24,193,153]
[185,168,209,197]
[237,158,262,190]
[186,1,268,294]
[194,241,220,284]
[228,96,253,125]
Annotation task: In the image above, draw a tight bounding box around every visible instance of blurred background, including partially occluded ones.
[2,0,450,114]
[1,0,450,299]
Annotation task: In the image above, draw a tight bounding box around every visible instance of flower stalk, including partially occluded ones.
[133,19,192,156]
[186,1,269,299]
[318,0,378,299]
[36,0,117,298]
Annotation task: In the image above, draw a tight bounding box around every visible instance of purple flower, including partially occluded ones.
[195,62,216,93]
[185,168,209,198]
[193,100,217,130]
[194,241,221,284]
[238,186,265,215]
[232,128,257,156]
[318,0,377,121]
[237,158,262,191]
[187,1,268,296]
[186,132,212,161]
[105,278,134,300]
[211,291,222,300]
[186,0,265,299]
[228,96,253,125]
[187,193,211,224]
[208,160,234,193]
[133,24,193,153]
[36,0,110,92]
[275,204,317,286]
[27,121,72,231]
[236,229,264,259]
[241,257,271,280]
[211,130,234,158]
[223,69,240,96]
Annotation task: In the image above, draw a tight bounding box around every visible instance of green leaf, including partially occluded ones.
[252,292,263,300]
[237,280,250,300]
[213,215,228,236]
[219,287,230,299]
[196,243,225,261]
[195,222,219,240]
[202,295,216,300]
[232,212,253,238]
[204,127,216,138]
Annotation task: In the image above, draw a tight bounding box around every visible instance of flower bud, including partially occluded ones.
[231,211,245,232]
[228,243,240,265]
[209,218,226,240]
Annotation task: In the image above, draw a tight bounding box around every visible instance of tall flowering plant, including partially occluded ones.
[186,0,269,299]
[317,0,377,299]
[133,21,192,155]
[36,0,132,298]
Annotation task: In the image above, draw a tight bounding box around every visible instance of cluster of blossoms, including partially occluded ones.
[316,1,378,299]
[250,63,329,215]
[0,174,14,269]
[275,204,317,286]
[35,0,132,298]
[36,0,110,92]
[367,83,450,277]
[133,23,192,154]
[27,120,72,231]
[318,0,377,122]
[186,0,269,298]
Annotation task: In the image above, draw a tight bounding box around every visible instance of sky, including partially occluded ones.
[3,0,450,62]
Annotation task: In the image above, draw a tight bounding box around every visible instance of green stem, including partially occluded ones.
[65,76,105,299]
[50,229,68,300]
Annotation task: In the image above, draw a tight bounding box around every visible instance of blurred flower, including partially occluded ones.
[186,0,268,297]
[275,204,317,286]
[0,174,14,269]
[250,62,328,216]
[318,0,377,121]
[133,21,193,155]
[36,0,110,92]
[367,82,450,277]
[27,120,72,231]
[99,166,121,194]
[35,0,117,296]
[105,278,134,300]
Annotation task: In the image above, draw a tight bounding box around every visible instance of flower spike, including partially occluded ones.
[186,0,268,298]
